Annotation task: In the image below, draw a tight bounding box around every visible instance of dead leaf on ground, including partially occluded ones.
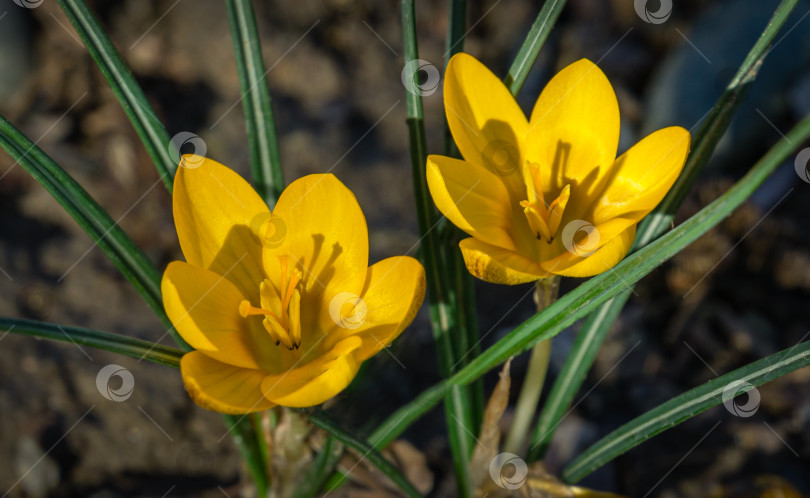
[470,358,512,490]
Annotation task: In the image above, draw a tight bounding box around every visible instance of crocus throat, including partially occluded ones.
[238,256,302,350]
[519,161,571,243]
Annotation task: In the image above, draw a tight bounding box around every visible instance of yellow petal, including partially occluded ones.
[427,155,517,251]
[591,126,691,225]
[162,261,273,370]
[180,351,274,414]
[173,155,269,301]
[540,225,636,277]
[322,256,425,361]
[261,336,363,407]
[270,174,369,334]
[444,53,528,201]
[459,237,550,285]
[525,59,620,201]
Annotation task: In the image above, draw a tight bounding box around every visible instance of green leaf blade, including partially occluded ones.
[58,0,176,192]
[528,0,800,460]
[563,339,810,482]
[0,115,185,347]
[0,317,183,368]
[292,436,343,498]
[504,0,568,96]
[527,290,631,461]
[310,412,423,498]
[401,0,477,494]
[225,0,285,205]
[636,0,799,247]
[368,111,810,450]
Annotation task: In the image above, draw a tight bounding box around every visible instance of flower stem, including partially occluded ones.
[503,276,560,454]
[259,410,274,488]
[401,1,476,495]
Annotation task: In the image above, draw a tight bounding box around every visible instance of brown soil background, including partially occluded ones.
[1,0,810,496]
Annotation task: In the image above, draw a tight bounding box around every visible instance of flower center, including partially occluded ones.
[238,256,302,350]
[519,161,571,243]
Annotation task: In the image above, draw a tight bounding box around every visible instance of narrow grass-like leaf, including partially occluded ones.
[439,0,485,434]
[225,0,284,205]
[0,117,270,498]
[292,436,343,498]
[52,0,290,490]
[444,0,468,60]
[0,115,184,345]
[250,412,271,485]
[450,241,485,432]
[1,107,270,498]
[402,0,476,494]
[218,414,269,496]
[441,0,466,158]
[0,317,183,367]
[527,290,631,460]
[0,315,273,495]
[367,112,810,450]
[564,339,810,482]
[504,0,568,96]
[1,109,270,496]
[527,0,799,460]
[58,0,176,192]
[310,412,423,498]
[0,317,277,493]
[636,0,799,247]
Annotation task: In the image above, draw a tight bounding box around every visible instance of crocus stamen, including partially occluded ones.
[238,257,303,350]
[520,200,552,241]
[546,184,570,237]
[238,300,282,322]
[520,162,570,243]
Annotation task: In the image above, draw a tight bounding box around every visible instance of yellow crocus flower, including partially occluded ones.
[427,54,691,284]
[161,156,425,414]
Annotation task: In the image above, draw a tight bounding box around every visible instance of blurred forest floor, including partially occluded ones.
[1,0,810,496]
